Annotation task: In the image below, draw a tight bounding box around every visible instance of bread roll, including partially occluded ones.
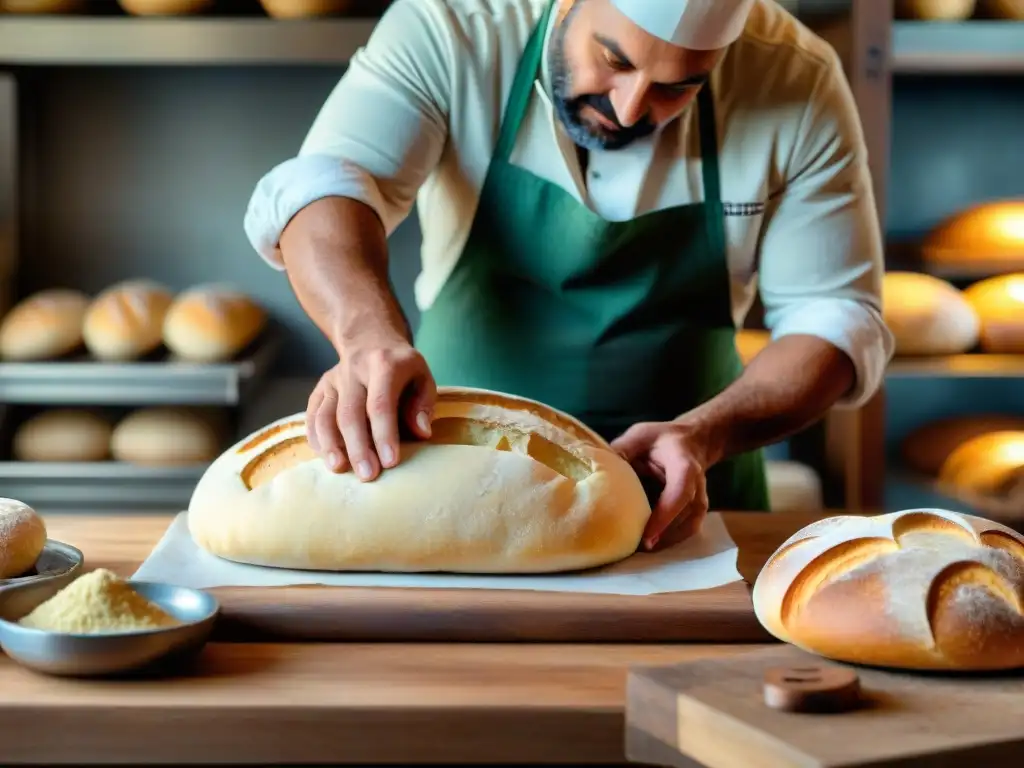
[765,460,823,513]
[937,431,1024,504]
[13,409,112,462]
[82,279,173,362]
[882,271,980,356]
[162,285,267,363]
[922,199,1024,271]
[735,329,770,366]
[0,289,89,361]
[117,0,215,14]
[0,498,47,580]
[901,415,1024,476]
[895,0,976,18]
[963,273,1024,354]
[259,0,354,18]
[187,386,652,574]
[111,407,223,466]
[753,508,1024,671]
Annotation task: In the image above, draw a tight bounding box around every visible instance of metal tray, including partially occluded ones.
[0,325,283,406]
[0,540,84,590]
[0,461,206,510]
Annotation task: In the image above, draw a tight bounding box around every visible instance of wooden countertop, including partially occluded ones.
[0,511,826,765]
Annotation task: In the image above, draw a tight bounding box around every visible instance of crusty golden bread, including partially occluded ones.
[13,409,112,463]
[187,386,651,574]
[753,508,1024,671]
[0,498,47,580]
[937,431,1024,504]
[883,271,979,356]
[921,199,1024,270]
[82,279,174,361]
[901,415,1024,476]
[963,273,1024,354]
[0,289,89,361]
[894,0,976,18]
[112,407,223,466]
[162,285,267,362]
[735,329,770,366]
[259,0,354,18]
[117,0,214,14]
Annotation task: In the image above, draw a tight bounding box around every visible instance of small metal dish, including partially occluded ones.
[0,576,219,677]
[0,539,84,590]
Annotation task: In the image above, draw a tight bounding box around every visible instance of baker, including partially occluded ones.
[244,0,893,550]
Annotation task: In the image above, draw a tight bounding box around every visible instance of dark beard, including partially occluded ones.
[548,4,656,151]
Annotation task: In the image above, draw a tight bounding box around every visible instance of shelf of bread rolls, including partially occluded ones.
[0,280,282,405]
[0,405,231,509]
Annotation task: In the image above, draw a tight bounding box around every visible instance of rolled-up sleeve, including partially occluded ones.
[243,0,452,268]
[758,55,895,409]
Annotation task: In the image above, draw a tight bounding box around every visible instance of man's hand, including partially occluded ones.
[611,422,712,552]
[306,339,437,482]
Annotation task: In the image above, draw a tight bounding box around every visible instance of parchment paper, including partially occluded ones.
[132,511,741,596]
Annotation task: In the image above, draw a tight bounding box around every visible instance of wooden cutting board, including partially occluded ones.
[625,644,1024,767]
[205,580,771,643]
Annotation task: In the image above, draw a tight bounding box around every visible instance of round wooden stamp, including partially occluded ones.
[763,665,862,713]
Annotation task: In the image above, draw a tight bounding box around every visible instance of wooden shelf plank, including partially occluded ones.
[892,21,1024,74]
[0,17,379,66]
[887,354,1024,377]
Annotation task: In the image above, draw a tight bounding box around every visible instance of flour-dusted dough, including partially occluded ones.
[187,387,653,574]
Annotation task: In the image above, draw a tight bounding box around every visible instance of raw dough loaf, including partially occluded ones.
[0,498,47,579]
[112,407,223,465]
[0,289,89,361]
[83,279,174,361]
[187,386,652,574]
[882,271,979,356]
[963,273,1024,354]
[901,415,1024,476]
[13,409,112,462]
[765,460,823,513]
[921,199,1024,271]
[753,508,1024,671]
[162,284,267,362]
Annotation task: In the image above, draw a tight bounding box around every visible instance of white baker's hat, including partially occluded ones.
[609,0,757,50]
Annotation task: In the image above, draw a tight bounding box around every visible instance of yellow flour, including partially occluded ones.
[18,568,181,634]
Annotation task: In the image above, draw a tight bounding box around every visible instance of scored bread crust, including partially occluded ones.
[162,285,267,362]
[752,508,1024,671]
[187,386,652,574]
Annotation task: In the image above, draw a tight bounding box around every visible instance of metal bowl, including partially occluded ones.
[0,539,84,590]
[0,577,219,677]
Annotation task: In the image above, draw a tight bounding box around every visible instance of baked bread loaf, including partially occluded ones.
[117,0,215,14]
[895,0,976,18]
[765,460,823,513]
[901,415,1024,476]
[259,0,354,18]
[82,279,174,361]
[753,508,1024,671]
[963,273,1024,354]
[188,386,651,574]
[921,199,1024,272]
[13,409,112,462]
[882,271,979,356]
[936,431,1024,515]
[0,289,89,361]
[0,498,47,580]
[162,285,267,362]
[735,329,770,366]
[112,407,223,465]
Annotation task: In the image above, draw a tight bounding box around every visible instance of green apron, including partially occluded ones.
[414,0,769,512]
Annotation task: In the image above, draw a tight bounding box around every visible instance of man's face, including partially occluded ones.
[549,0,726,151]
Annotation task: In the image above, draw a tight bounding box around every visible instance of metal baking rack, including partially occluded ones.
[0,460,206,511]
[0,323,283,406]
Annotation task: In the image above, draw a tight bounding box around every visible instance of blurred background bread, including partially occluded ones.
[12,409,113,462]
[895,0,977,19]
[901,414,1024,476]
[937,431,1024,510]
[963,273,1024,354]
[0,0,86,12]
[883,271,979,356]
[117,0,215,13]
[765,460,823,512]
[111,407,224,465]
[0,288,89,361]
[259,0,354,18]
[735,329,770,366]
[921,199,1024,271]
[82,279,174,361]
[163,284,267,363]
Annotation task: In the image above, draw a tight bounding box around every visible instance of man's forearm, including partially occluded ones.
[278,196,411,352]
[677,334,857,468]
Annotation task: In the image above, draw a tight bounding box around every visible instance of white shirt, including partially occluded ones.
[244,0,894,409]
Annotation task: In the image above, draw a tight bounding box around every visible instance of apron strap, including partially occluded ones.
[696,84,722,204]
[493,0,556,163]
